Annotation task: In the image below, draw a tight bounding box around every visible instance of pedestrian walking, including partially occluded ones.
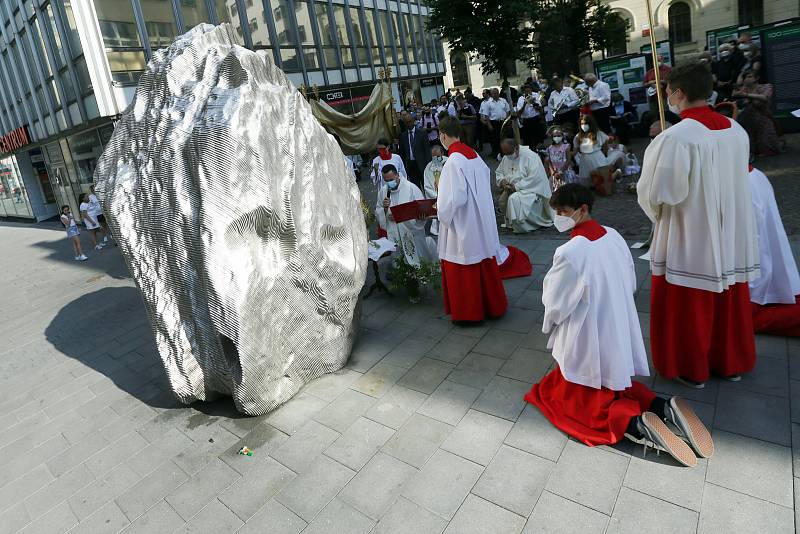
[79,193,105,252]
[60,205,87,261]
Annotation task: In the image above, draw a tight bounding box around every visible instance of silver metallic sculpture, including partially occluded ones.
[94,24,368,415]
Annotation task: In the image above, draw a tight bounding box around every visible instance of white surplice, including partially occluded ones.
[371,154,407,188]
[496,146,554,232]
[375,178,437,267]
[423,155,447,236]
[438,151,502,265]
[637,117,759,292]
[542,226,650,390]
[749,167,800,304]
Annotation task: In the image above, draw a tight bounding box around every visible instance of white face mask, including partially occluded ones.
[667,90,681,115]
[720,51,731,58]
[743,51,753,58]
[553,213,577,233]
[580,124,590,133]
[552,136,563,144]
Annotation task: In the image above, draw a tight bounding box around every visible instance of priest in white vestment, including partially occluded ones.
[436,116,508,323]
[748,166,800,336]
[526,183,712,466]
[423,146,447,237]
[496,139,554,233]
[637,63,759,388]
[375,165,437,267]
[371,138,407,188]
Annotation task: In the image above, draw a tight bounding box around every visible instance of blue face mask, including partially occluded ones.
[387,180,399,190]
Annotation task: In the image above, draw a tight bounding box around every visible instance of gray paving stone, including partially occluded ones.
[381,413,453,468]
[381,337,439,369]
[218,457,296,521]
[402,449,483,520]
[472,330,526,359]
[17,501,77,534]
[443,494,526,534]
[697,483,794,534]
[736,355,789,397]
[265,393,330,435]
[793,380,800,424]
[218,423,289,475]
[275,455,355,521]
[714,386,791,446]
[504,404,567,462]
[302,498,375,534]
[472,376,529,421]
[125,427,193,477]
[364,385,428,430]
[69,501,130,534]
[25,462,95,519]
[652,375,720,404]
[236,500,306,534]
[448,353,505,389]
[490,307,536,334]
[371,496,448,534]
[497,348,552,384]
[514,288,545,311]
[69,464,142,521]
[116,460,189,521]
[351,362,407,398]
[0,434,68,492]
[448,321,491,339]
[623,453,707,512]
[793,423,800,474]
[523,491,609,534]
[518,329,550,352]
[426,332,479,364]
[416,380,482,426]
[98,404,158,443]
[314,389,376,433]
[398,358,456,395]
[755,335,789,360]
[706,430,793,507]
[472,445,553,517]
[545,441,629,515]
[303,369,363,402]
[270,419,340,473]
[325,417,395,470]
[348,328,412,372]
[165,458,241,520]
[0,503,30,534]
[172,426,240,476]
[174,499,243,534]
[441,410,513,466]
[118,500,185,534]
[85,430,149,478]
[607,487,698,534]
[339,452,418,520]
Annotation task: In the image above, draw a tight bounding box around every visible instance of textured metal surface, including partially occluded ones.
[94,24,368,416]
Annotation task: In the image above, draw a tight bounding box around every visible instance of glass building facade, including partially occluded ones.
[0,0,445,220]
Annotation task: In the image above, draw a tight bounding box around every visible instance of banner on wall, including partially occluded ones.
[640,40,674,67]
[761,23,800,119]
[594,54,649,115]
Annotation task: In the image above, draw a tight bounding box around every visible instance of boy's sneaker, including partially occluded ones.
[103,236,109,243]
[722,374,741,382]
[74,255,80,261]
[95,244,104,251]
[663,397,714,458]
[77,254,88,261]
[675,376,705,389]
[625,412,697,467]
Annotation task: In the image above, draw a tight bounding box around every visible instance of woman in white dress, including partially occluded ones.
[573,115,609,187]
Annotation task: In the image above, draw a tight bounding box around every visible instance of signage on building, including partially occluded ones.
[762,22,800,119]
[420,78,436,87]
[0,125,30,154]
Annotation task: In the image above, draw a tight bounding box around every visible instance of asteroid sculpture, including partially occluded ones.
[94,24,368,415]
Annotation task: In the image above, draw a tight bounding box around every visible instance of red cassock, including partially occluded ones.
[499,246,533,279]
[649,106,756,382]
[752,297,800,337]
[441,257,508,322]
[525,367,655,446]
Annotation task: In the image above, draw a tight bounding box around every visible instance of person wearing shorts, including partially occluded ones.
[88,185,112,244]
[79,193,105,252]
[60,205,87,261]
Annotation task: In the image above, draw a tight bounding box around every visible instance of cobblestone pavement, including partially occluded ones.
[1,217,798,533]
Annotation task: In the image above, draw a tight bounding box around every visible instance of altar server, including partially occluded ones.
[371,138,407,188]
[638,62,759,388]
[749,166,800,336]
[525,184,712,467]
[496,138,554,233]
[375,165,437,267]
[437,116,508,323]
[423,145,447,236]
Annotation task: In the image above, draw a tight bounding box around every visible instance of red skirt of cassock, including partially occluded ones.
[650,275,756,382]
[752,296,800,337]
[441,257,508,322]
[524,367,655,446]
[499,246,533,279]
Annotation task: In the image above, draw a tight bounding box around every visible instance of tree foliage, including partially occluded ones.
[426,0,630,82]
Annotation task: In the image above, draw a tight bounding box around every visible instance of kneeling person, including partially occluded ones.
[524,184,713,466]
[496,138,554,232]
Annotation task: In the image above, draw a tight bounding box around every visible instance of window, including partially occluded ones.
[403,14,416,62]
[668,2,692,44]
[214,0,232,24]
[181,1,212,30]
[450,52,468,86]
[63,1,85,58]
[315,3,339,69]
[605,12,630,57]
[250,8,272,47]
[350,7,369,66]
[139,1,177,48]
[391,13,406,63]
[413,14,425,63]
[333,6,354,67]
[43,4,66,70]
[94,0,146,84]
[738,0,763,26]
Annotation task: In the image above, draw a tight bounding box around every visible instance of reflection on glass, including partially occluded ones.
[303,48,319,69]
[333,6,354,67]
[214,0,232,24]
[32,19,53,77]
[413,14,425,62]
[350,8,370,66]
[294,1,315,46]
[106,50,146,83]
[403,13,416,62]
[274,0,296,45]
[280,47,301,72]
[75,57,92,93]
[391,13,406,62]
[182,1,212,30]
[63,1,86,57]
[67,129,103,184]
[137,1,176,48]
[249,6,271,47]
[43,5,67,69]
[0,156,34,218]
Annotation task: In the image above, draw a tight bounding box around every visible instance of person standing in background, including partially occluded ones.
[583,73,612,133]
[399,114,433,189]
[479,88,511,158]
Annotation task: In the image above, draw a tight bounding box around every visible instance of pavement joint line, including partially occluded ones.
[703,480,795,510]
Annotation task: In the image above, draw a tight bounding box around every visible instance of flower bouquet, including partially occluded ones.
[387,255,440,304]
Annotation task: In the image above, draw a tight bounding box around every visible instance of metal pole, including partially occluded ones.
[645,0,665,131]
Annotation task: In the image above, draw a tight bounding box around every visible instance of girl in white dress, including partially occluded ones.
[572,115,609,186]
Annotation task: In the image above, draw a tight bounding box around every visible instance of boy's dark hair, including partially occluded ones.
[381,164,398,175]
[666,62,713,102]
[377,137,390,147]
[549,183,594,212]
[438,115,462,138]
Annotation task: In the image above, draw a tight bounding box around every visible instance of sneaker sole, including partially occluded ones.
[671,398,714,458]
[675,376,705,389]
[641,412,697,467]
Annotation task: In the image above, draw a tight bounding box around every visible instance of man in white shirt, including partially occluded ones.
[375,165,437,267]
[548,77,580,127]
[436,116,508,323]
[496,138,554,233]
[479,88,511,158]
[525,183,711,467]
[515,84,545,148]
[748,165,800,336]
[584,73,612,133]
[638,62,759,388]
